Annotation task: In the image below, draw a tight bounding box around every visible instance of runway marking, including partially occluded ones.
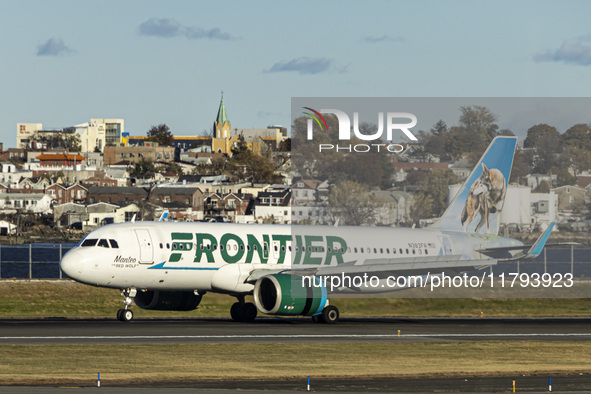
[1,333,591,340]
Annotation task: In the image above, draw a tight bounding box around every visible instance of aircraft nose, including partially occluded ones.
[60,248,84,279]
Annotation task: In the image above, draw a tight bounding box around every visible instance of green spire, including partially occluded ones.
[216,91,229,126]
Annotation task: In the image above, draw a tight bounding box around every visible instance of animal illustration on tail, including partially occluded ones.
[461,163,506,233]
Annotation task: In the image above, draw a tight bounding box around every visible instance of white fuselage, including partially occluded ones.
[59,221,523,294]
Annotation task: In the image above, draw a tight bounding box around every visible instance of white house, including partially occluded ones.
[0,193,54,214]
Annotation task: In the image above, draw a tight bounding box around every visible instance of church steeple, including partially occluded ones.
[214,91,231,138]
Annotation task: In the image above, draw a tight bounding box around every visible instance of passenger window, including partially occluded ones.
[97,239,109,248]
[109,239,119,248]
[81,239,97,247]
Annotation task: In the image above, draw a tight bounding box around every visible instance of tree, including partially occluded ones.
[131,158,155,177]
[533,180,551,193]
[562,123,591,151]
[509,149,530,185]
[524,124,559,148]
[524,124,561,174]
[278,138,291,151]
[420,107,500,162]
[458,105,499,151]
[560,145,591,177]
[229,135,278,183]
[65,133,82,152]
[327,181,379,226]
[419,169,459,217]
[146,124,173,147]
[165,162,184,176]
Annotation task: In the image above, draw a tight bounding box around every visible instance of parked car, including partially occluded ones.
[68,222,83,230]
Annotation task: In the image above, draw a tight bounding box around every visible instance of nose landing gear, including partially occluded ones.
[117,288,137,322]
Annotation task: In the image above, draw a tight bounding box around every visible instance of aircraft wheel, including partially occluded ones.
[116,309,124,321]
[311,315,323,323]
[230,302,242,322]
[321,305,339,324]
[242,303,257,322]
[120,309,134,322]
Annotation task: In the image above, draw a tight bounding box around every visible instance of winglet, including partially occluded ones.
[526,222,555,258]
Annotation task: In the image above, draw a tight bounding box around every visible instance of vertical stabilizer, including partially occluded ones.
[432,136,517,235]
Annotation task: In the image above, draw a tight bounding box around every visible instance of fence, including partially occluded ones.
[0,244,75,280]
[0,244,588,280]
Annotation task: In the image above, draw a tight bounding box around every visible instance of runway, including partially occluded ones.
[1,317,591,345]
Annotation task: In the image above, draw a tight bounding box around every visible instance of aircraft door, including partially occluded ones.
[135,229,154,264]
[439,236,453,256]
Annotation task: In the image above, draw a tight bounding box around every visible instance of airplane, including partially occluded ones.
[60,136,554,323]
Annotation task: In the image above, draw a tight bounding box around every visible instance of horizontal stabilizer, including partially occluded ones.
[477,223,556,261]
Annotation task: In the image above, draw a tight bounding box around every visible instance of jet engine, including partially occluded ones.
[253,274,328,316]
[134,290,203,311]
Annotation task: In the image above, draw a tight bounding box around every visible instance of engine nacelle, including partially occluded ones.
[134,290,203,311]
[253,274,328,316]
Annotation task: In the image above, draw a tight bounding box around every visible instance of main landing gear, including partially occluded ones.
[311,305,340,324]
[117,288,136,322]
[230,296,257,322]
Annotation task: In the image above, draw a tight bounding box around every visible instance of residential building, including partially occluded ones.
[53,202,139,228]
[37,152,85,169]
[204,192,253,220]
[370,189,413,225]
[254,189,291,224]
[553,185,589,212]
[86,186,148,205]
[46,183,88,205]
[0,193,53,214]
[103,145,176,165]
[151,186,204,212]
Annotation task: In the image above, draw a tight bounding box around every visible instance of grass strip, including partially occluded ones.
[1,281,591,319]
[0,342,590,384]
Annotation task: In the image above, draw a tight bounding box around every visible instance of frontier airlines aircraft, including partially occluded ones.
[60,136,554,323]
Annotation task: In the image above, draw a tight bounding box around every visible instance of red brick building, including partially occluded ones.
[37,152,85,168]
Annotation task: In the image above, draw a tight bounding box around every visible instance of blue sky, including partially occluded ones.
[2,0,591,148]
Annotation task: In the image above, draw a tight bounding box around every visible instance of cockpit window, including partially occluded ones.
[97,239,109,248]
[109,239,119,249]
[81,239,98,247]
